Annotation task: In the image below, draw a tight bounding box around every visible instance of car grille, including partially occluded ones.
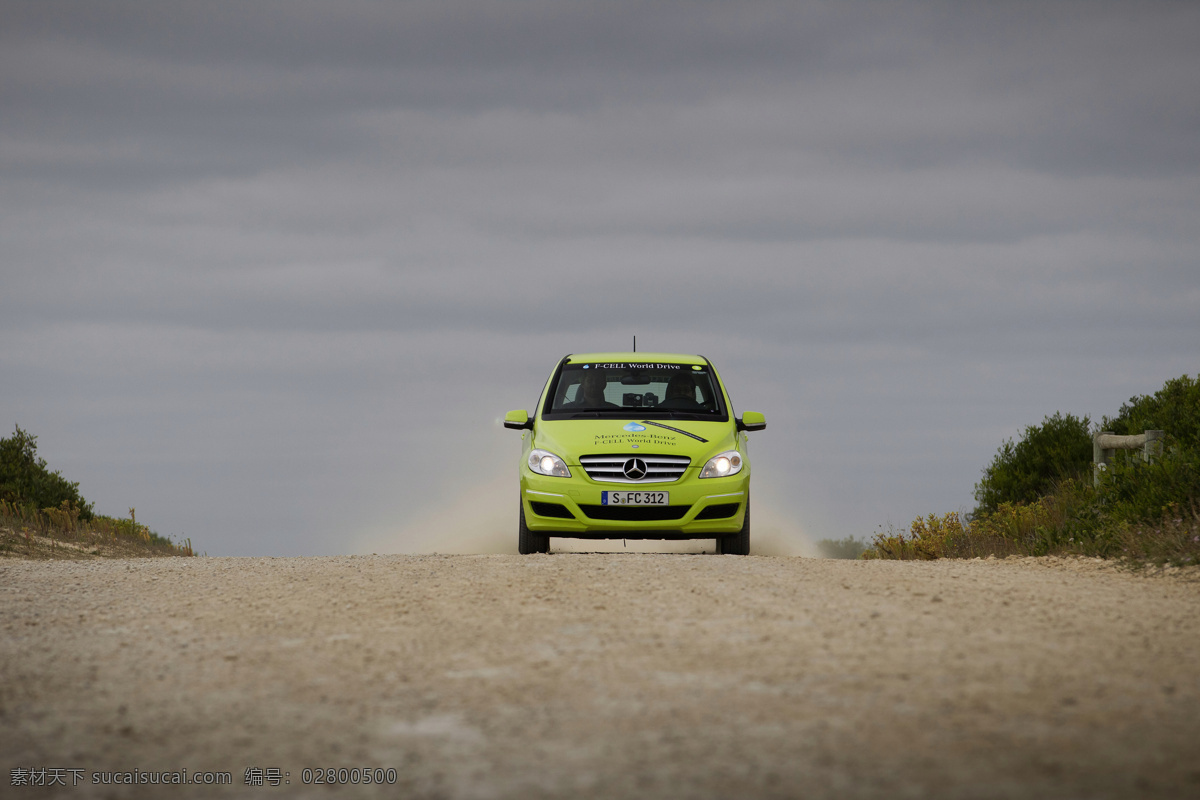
[578,504,691,521]
[578,454,691,483]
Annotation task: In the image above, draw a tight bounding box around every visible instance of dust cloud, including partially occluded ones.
[352,477,816,557]
[351,475,516,555]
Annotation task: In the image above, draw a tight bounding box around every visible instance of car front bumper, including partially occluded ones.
[519,467,749,538]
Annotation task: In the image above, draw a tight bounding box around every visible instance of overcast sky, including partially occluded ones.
[3,1,1198,556]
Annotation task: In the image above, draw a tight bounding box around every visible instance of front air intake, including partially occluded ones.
[694,503,740,520]
[578,504,691,521]
[529,501,575,519]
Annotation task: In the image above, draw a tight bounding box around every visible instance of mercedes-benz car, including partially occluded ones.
[504,352,765,554]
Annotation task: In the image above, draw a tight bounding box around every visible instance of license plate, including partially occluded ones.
[602,491,669,506]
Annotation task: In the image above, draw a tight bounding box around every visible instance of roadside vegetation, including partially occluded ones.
[1,426,193,559]
[867,375,1200,567]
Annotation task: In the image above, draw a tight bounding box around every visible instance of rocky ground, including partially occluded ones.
[2,553,1198,798]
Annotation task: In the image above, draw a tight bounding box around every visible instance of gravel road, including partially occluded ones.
[3,554,1199,799]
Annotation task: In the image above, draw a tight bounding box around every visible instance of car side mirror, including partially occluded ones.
[504,409,533,430]
[737,411,766,432]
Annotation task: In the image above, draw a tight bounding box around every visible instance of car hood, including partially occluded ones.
[534,418,737,464]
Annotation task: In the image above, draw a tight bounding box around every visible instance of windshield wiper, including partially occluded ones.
[645,410,711,420]
[639,419,709,442]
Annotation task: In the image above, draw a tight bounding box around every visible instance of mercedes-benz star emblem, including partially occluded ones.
[623,458,648,480]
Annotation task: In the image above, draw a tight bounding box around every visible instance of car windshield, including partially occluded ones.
[543,361,727,420]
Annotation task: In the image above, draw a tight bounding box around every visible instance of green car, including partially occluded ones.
[504,352,766,555]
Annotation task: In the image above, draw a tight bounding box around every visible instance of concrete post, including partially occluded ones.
[1092,430,1165,486]
[1143,430,1164,463]
[1093,431,1112,488]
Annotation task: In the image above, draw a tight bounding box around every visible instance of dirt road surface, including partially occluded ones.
[3,554,1199,799]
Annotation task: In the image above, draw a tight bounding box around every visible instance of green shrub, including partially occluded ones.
[867,513,969,560]
[970,478,1122,557]
[0,426,94,519]
[875,374,1200,566]
[1104,374,1200,450]
[1097,374,1200,525]
[1098,446,1200,524]
[974,412,1092,514]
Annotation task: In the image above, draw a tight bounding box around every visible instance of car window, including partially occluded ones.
[544,362,727,420]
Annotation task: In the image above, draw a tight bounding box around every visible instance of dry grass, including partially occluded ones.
[0,499,193,560]
[867,493,1200,568]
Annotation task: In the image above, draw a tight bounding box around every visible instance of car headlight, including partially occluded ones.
[699,450,743,479]
[528,449,571,478]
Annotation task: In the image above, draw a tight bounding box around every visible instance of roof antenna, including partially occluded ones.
[633,335,637,352]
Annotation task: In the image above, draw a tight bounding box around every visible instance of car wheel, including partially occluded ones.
[518,501,550,554]
[718,499,750,555]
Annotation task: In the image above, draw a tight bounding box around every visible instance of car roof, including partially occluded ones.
[566,352,708,365]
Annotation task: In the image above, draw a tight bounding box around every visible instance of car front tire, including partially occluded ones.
[718,499,750,555]
[518,501,550,554]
